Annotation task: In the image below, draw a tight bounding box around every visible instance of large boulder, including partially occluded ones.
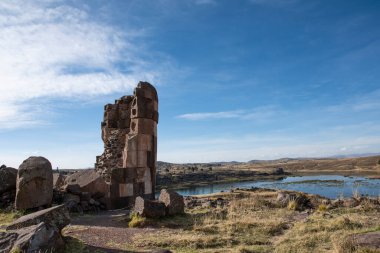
[0,165,17,194]
[1,222,64,252]
[2,205,70,252]
[64,169,107,198]
[7,204,70,231]
[15,157,53,210]
[159,189,185,215]
[134,197,166,218]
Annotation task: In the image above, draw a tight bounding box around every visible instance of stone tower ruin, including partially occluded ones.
[95,82,158,209]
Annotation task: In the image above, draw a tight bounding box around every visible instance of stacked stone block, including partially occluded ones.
[95,82,158,209]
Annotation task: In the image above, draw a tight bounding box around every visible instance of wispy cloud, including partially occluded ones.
[177,106,279,121]
[159,129,380,163]
[0,1,167,129]
[177,110,244,120]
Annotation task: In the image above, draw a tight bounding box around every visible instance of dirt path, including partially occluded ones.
[64,209,159,253]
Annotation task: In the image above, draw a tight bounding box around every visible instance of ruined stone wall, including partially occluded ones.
[95,82,158,209]
[95,95,133,182]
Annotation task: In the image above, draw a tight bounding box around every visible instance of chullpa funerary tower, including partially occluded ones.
[95,82,158,209]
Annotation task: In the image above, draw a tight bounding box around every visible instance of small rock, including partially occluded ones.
[159,189,185,215]
[64,194,81,204]
[64,184,82,195]
[134,197,166,218]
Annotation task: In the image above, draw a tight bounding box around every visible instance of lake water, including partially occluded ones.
[169,175,380,199]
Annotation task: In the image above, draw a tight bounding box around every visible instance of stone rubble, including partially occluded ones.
[1,205,70,252]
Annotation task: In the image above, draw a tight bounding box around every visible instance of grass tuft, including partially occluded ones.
[128,212,146,228]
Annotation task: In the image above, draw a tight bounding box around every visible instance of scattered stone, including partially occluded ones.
[64,193,81,205]
[159,189,185,215]
[0,166,17,195]
[63,183,82,195]
[276,191,312,211]
[353,231,380,249]
[15,156,53,210]
[65,169,107,198]
[342,198,360,208]
[273,167,285,175]
[53,173,66,190]
[134,196,166,218]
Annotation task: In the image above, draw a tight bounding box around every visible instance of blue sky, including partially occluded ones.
[0,0,379,169]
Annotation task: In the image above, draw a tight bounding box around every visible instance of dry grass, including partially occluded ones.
[0,210,22,227]
[124,191,293,252]
[275,207,380,253]
[118,190,380,253]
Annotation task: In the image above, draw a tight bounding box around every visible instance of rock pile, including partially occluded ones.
[0,165,17,209]
[1,205,70,252]
[15,157,53,210]
[184,196,228,209]
[134,189,184,218]
[61,169,108,213]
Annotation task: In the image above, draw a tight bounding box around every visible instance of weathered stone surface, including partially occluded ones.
[2,222,64,253]
[95,82,159,209]
[134,196,166,218]
[353,231,380,249]
[159,189,185,215]
[63,193,81,205]
[63,183,82,195]
[65,169,108,198]
[0,166,17,194]
[15,156,53,210]
[53,173,66,190]
[0,230,17,253]
[7,204,70,231]
[276,191,312,210]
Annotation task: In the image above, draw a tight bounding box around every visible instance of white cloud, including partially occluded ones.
[177,106,279,121]
[177,110,244,120]
[0,1,164,129]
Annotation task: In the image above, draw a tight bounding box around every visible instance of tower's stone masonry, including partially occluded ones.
[95,82,158,209]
